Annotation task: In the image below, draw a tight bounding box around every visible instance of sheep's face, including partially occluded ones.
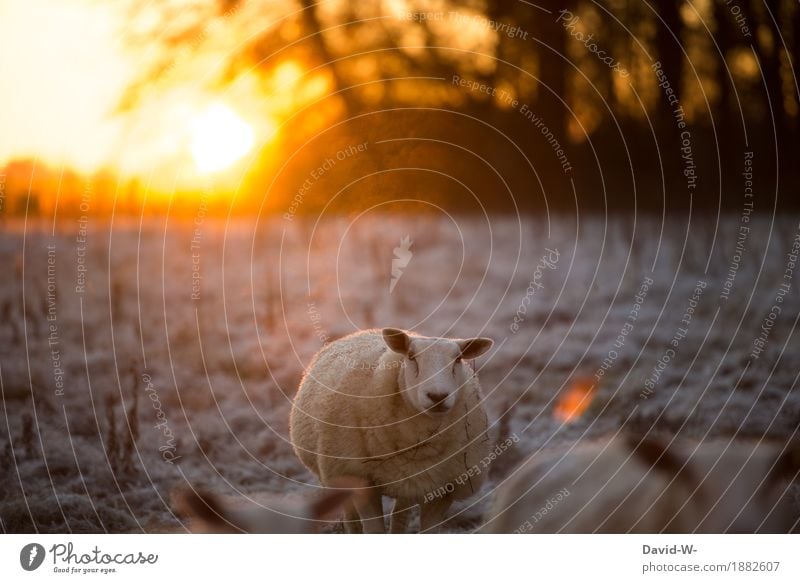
[382,328,493,417]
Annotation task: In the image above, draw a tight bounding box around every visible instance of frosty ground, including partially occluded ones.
[1,213,798,533]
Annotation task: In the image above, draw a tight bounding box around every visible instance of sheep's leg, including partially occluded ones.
[354,487,386,534]
[389,499,414,533]
[343,500,363,534]
[419,496,452,533]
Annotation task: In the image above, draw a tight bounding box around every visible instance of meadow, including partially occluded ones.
[1,213,798,533]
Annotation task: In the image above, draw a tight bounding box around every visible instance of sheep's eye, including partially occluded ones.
[406,354,419,375]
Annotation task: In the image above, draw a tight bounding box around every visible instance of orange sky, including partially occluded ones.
[0,0,502,192]
[0,0,304,190]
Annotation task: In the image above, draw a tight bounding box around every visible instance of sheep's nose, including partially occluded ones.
[426,391,448,404]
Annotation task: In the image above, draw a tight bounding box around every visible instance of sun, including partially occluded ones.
[190,103,255,174]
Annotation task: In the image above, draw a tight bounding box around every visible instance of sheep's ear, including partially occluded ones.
[174,487,235,531]
[624,435,699,490]
[767,441,800,485]
[383,328,411,355]
[458,337,493,359]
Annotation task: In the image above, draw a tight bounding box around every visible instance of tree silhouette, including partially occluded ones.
[5,0,799,216]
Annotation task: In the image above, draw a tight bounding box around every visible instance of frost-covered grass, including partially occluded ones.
[1,213,798,533]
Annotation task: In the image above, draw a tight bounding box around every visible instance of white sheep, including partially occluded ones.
[482,434,800,533]
[289,327,494,533]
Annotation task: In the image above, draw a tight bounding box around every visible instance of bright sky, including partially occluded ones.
[0,0,291,185]
[0,0,485,185]
[0,0,131,172]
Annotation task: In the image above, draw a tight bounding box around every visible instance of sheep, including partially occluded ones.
[482,434,800,533]
[174,477,364,533]
[289,327,494,533]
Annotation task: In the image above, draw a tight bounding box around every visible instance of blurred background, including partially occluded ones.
[1,0,798,533]
[1,0,799,215]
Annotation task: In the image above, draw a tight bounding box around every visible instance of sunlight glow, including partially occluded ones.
[554,379,595,423]
[190,103,255,174]
[273,61,304,90]
[0,0,130,172]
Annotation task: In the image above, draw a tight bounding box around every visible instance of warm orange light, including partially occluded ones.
[190,103,255,174]
[273,61,304,90]
[554,379,595,423]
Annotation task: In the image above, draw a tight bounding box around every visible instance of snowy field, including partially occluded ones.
[1,213,799,533]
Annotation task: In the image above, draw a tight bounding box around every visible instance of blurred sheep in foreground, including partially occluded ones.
[174,477,364,533]
[483,435,800,533]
